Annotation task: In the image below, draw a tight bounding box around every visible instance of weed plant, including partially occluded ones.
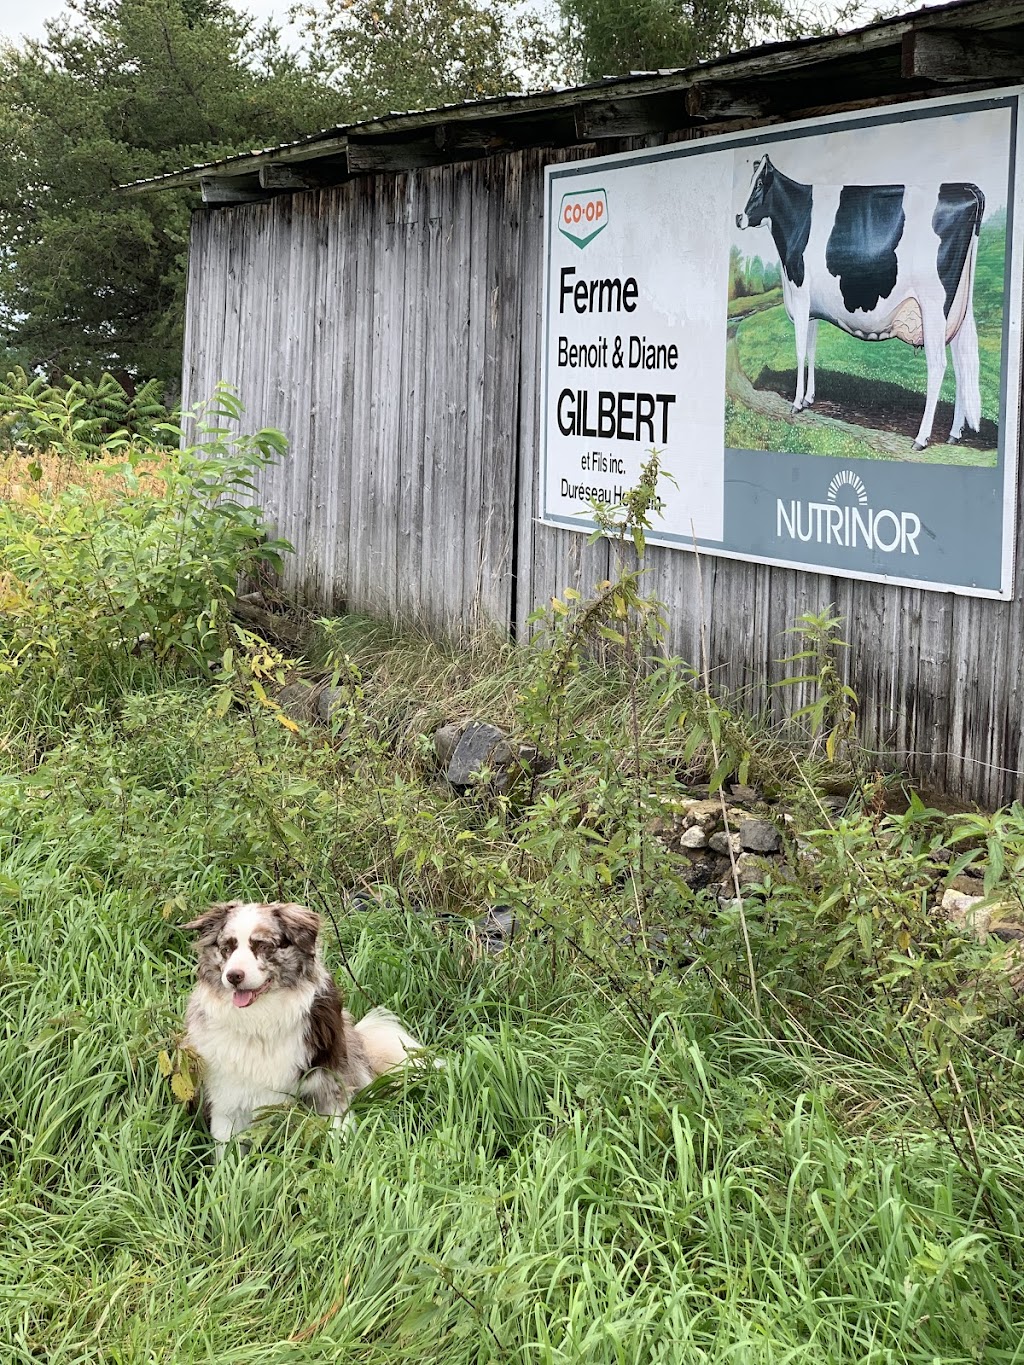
[2,435,1024,1361]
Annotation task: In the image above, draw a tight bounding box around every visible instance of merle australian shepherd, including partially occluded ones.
[184,900,428,1155]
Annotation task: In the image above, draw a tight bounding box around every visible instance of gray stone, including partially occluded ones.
[446,721,507,786]
[474,905,518,953]
[709,830,741,857]
[315,685,347,725]
[738,818,782,854]
[277,681,315,723]
[736,852,771,887]
[679,825,708,850]
[729,784,759,805]
[434,722,466,767]
[491,739,514,767]
[948,874,986,898]
[683,799,723,833]
[941,887,989,935]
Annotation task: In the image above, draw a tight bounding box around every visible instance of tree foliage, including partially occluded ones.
[0,0,337,387]
[557,0,869,82]
[293,0,562,122]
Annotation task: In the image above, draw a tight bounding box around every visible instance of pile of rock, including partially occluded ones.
[650,794,791,902]
[281,692,1022,988]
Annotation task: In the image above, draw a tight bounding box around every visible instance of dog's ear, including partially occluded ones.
[183,902,235,944]
[271,902,321,952]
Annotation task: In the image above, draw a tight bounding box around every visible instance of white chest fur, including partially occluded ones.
[187,980,318,1133]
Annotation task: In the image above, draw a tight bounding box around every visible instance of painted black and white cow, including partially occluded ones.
[736,155,985,450]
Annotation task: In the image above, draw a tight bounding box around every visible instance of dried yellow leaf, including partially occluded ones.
[171,1071,196,1104]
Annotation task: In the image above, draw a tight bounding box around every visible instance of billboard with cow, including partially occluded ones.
[541,90,1023,598]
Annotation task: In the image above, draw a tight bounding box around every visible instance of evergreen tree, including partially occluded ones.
[0,0,336,386]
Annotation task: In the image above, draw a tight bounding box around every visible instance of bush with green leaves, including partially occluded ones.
[0,386,289,712]
[0,367,176,457]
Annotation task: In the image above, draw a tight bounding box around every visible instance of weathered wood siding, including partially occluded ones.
[182,143,1024,807]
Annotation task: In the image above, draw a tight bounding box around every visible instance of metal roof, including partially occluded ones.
[121,0,1024,204]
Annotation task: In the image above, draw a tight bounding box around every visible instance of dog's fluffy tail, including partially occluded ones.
[355,1006,440,1076]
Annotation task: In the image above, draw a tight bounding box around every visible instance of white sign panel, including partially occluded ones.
[541,90,1024,598]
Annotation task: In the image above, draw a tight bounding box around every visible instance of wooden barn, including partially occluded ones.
[128,0,1024,804]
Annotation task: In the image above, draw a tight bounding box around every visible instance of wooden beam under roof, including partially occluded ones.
[684,82,774,122]
[345,135,457,172]
[259,164,324,190]
[200,176,265,204]
[573,92,691,139]
[902,27,1024,83]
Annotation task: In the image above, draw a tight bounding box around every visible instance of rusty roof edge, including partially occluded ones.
[119,0,1024,194]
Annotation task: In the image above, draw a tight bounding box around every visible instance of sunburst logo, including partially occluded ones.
[776,467,921,556]
[826,469,868,505]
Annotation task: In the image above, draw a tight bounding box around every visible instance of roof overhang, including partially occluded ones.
[120,0,1024,206]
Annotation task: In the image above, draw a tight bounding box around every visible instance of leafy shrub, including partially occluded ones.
[0,366,176,457]
[0,385,289,709]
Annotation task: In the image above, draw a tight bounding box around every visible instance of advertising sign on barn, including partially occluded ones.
[541,89,1024,597]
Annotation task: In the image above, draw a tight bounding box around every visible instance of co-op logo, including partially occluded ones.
[776,469,922,556]
[558,188,608,248]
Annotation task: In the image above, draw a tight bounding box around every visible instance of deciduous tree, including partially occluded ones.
[557,0,871,81]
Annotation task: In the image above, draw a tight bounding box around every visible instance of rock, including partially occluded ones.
[682,799,723,833]
[473,905,517,953]
[446,721,507,786]
[493,743,545,795]
[315,685,346,725]
[948,874,986,898]
[941,887,990,935]
[277,681,315,723]
[517,742,539,770]
[736,852,771,887]
[709,830,741,857]
[738,818,782,854]
[433,722,466,768]
[491,739,514,767]
[729,784,760,805]
[679,825,708,850]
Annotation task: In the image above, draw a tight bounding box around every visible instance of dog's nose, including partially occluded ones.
[226,969,245,986]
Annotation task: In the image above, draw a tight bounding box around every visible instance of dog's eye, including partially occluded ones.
[251,939,271,954]
[219,937,237,954]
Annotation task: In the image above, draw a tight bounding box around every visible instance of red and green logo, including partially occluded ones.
[558,188,608,248]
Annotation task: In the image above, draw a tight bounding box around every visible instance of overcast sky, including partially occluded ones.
[0,0,296,45]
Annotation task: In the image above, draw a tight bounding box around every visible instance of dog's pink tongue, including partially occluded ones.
[233,989,256,1008]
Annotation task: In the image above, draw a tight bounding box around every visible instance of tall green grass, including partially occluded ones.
[2,637,1024,1363]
